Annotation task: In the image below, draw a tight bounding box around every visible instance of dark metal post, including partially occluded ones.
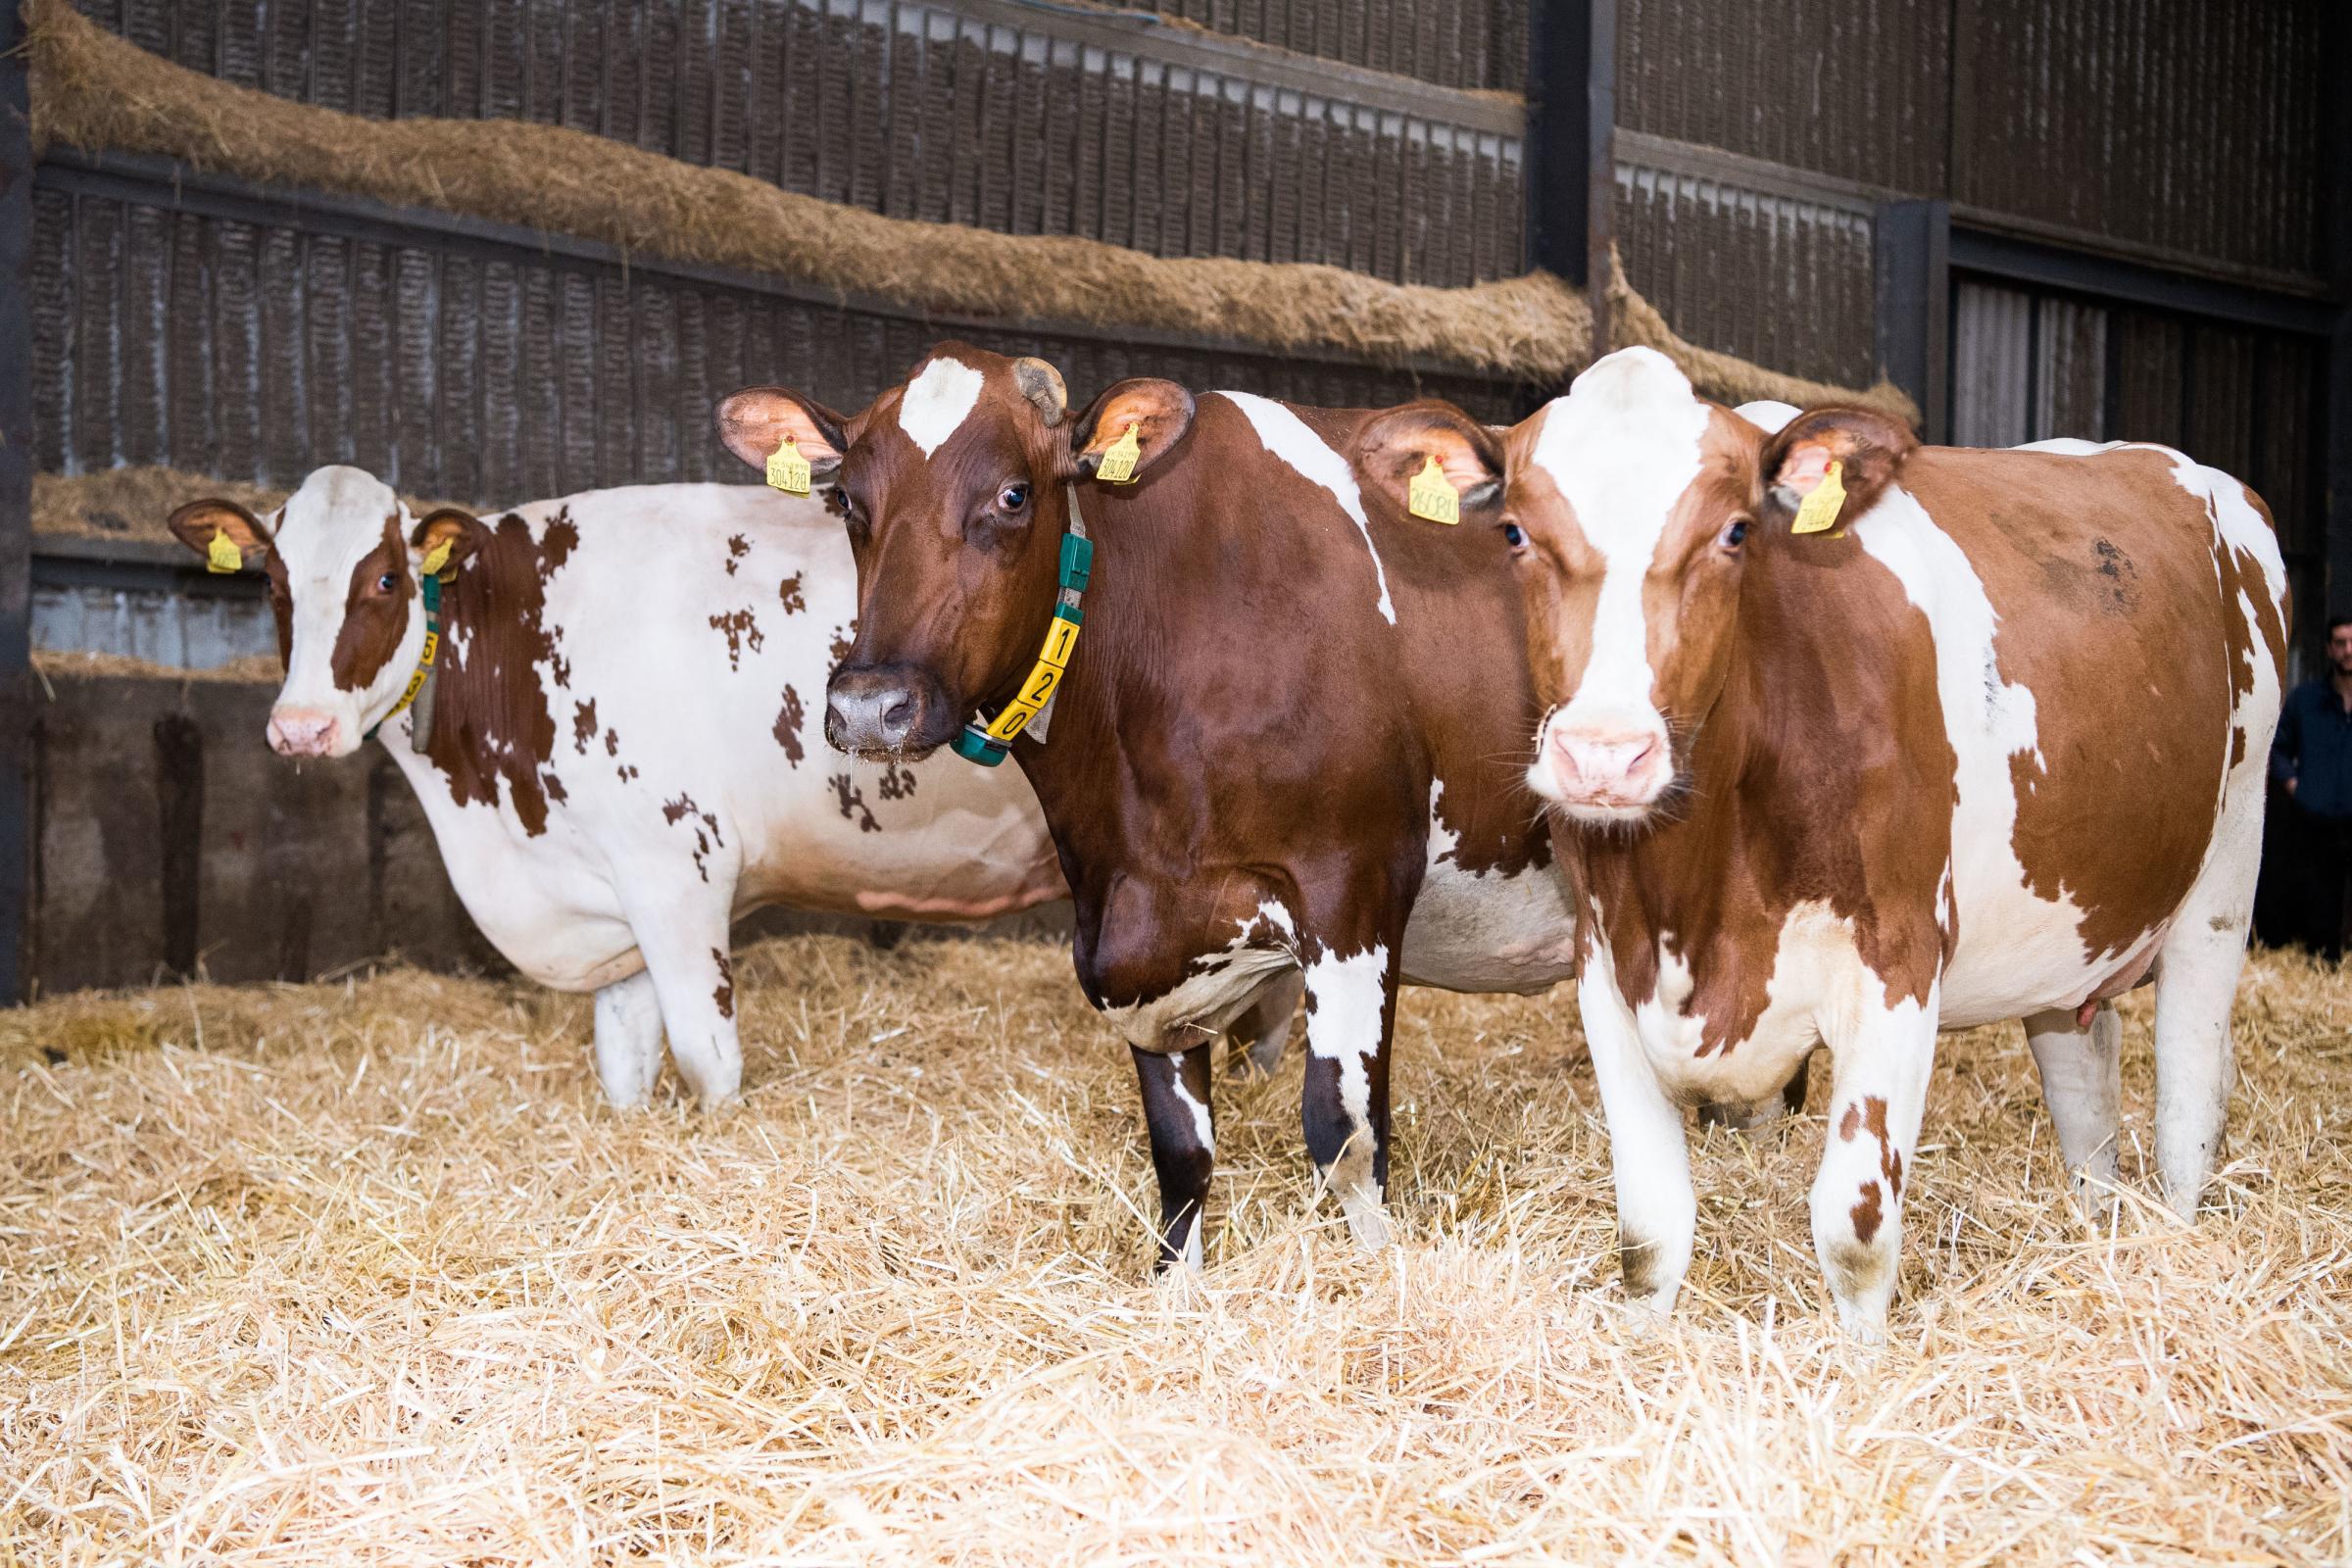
[0,1,34,1004]
[1874,200,1951,442]
[1525,0,1617,372]
[2325,4,2352,642]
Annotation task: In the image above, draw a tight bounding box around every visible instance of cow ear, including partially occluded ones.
[715,388,847,479]
[1070,378,1194,483]
[1758,408,1919,531]
[411,508,488,572]
[168,498,273,569]
[1351,400,1504,518]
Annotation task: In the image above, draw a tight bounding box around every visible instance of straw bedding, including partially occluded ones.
[1,934,2345,1563]
[24,0,1914,419]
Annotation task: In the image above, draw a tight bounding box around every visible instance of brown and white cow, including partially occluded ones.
[1368,346,2287,1339]
[169,466,1069,1107]
[716,346,1582,1268]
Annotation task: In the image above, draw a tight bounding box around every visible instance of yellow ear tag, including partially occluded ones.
[419,540,453,578]
[1790,459,1847,535]
[1094,422,1143,485]
[206,532,243,573]
[766,438,811,496]
[1407,455,1461,524]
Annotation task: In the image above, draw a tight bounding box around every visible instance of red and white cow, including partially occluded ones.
[1368,347,2287,1338]
[169,466,1068,1107]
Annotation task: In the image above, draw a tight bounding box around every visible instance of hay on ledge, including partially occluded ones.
[24,0,1917,420]
[0,933,2344,1562]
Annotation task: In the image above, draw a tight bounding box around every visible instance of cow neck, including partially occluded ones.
[366,557,451,751]
[952,484,1093,766]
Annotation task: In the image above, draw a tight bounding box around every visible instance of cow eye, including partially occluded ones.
[1501,522,1526,550]
[1721,518,1750,550]
[376,571,399,592]
[999,483,1030,512]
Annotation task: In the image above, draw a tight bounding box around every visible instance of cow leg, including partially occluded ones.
[1299,943,1397,1251]
[1133,1043,1216,1271]
[618,892,744,1107]
[591,967,664,1110]
[2023,1004,2122,1202]
[2151,797,2261,1219]
[1580,972,1694,1316]
[1231,969,1303,1077]
[1812,1001,1936,1344]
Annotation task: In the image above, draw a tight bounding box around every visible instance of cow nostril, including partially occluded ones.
[882,696,913,732]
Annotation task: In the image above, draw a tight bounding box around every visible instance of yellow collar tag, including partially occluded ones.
[419,540,453,578]
[1407,455,1461,524]
[1790,459,1847,535]
[766,438,811,496]
[206,532,243,573]
[1094,422,1143,485]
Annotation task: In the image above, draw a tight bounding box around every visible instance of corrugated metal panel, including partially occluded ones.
[65,0,1525,285]
[28,179,1533,505]
[1615,0,1950,194]
[1153,0,1526,89]
[1956,0,2326,281]
[1612,165,1877,393]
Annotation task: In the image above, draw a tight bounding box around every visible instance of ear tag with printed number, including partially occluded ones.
[206,532,243,574]
[1790,458,1847,535]
[1094,422,1143,485]
[1407,455,1461,524]
[419,540,454,578]
[766,438,811,496]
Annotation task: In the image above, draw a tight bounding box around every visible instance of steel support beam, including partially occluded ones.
[1525,0,1615,376]
[0,1,33,1003]
[1874,200,1951,441]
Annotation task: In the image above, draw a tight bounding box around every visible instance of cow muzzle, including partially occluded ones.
[1534,715,1674,820]
[826,664,950,758]
[268,706,346,759]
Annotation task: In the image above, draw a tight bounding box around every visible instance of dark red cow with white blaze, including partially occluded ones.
[169,467,1067,1108]
[717,346,1581,1267]
[1372,346,2287,1339]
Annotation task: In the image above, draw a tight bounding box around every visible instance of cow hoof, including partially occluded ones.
[1339,1191,1394,1252]
[1833,1301,1890,1346]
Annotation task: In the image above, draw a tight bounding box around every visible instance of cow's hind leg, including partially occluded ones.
[1133,1043,1216,1270]
[2024,1004,2122,1203]
[2151,788,2263,1219]
[1812,995,1936,1343]
[1231,970,1303,1077]
[592,967,665,1109]
[1299,942,1398,1252]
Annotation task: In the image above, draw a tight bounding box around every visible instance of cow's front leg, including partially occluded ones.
[616,883,744,1107]
[1580,971,1695,1316]
[1299,941,1398,1251]
[592,967,664,1109]
[1133,1043,1216,1270]
[1812,994,1937,1343]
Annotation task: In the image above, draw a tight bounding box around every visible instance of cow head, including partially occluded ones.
[1356,348,1917,827]
[717,343,1193,759]
[169,466,482,759]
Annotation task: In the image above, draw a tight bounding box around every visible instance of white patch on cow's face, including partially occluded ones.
[1523,348,1710,821]
[898,357,986,459]
[1212,391,1396,625]
[267,465,427,759]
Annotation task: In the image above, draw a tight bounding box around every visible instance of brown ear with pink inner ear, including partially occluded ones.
[1758,407,1921,531]
[411,508,488,574]
[1349,401,1506,517]
[1069,378,1196,483]
[166,498,275,570]
[714,388,850,478]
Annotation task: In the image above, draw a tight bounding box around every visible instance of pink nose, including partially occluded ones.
[1547,727,1668,804]
[268,708,341,758]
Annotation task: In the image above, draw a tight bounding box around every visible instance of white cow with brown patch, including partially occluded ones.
[170,466,1067,1107]
[1372,348,2287,1340]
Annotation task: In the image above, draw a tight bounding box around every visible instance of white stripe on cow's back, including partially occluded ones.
[900,356,986,459]
[1526,348,1711,724]
[1211,390,1396,625]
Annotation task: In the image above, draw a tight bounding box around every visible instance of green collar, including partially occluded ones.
[953,486,1094,766]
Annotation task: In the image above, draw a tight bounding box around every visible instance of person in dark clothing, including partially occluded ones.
[2267,615,2352,958]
